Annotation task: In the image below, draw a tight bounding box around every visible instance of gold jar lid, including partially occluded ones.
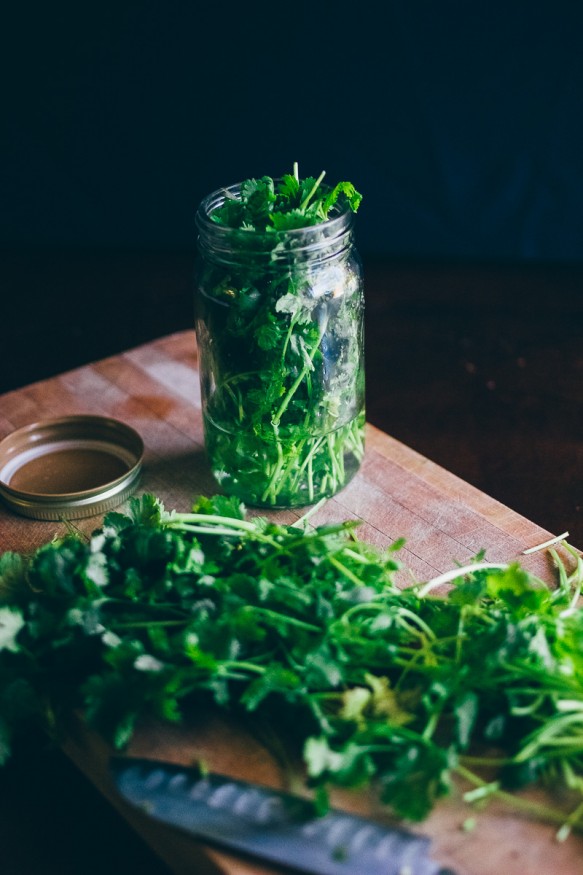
[0,415,144,520]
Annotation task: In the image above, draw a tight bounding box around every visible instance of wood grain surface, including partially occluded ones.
[1,330,581,875]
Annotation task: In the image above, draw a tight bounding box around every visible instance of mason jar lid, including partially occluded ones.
[0,415,144,520]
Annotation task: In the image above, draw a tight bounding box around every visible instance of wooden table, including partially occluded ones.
[1,330,581,875]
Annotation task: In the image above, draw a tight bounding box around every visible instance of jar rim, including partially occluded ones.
[195,180,353,240]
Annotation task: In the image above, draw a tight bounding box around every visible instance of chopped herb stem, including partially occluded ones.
[271,324,326,427]
[416,562,509,597]
[299,170,326,210]
[112,620,189,629]
[456,764,581,830]
[328,555,366,587]
[248,606,321,633]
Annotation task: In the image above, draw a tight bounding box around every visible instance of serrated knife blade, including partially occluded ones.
[110,757,455,875]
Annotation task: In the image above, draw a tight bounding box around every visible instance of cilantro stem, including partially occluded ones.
[168,514,282,548]
[290,435,326,491]
[168,513,260,532]
[550,544,583,614]
[338,602,385,624]
[281,311,300,360]
[556,800,583,842]
[248,606,321,633]
[416,562,509,597]
[396,608,437,641]
[459,754,514,767]
[455,607,467,664]
[281,522,358,552]
[516,713,583,761]
[219,660,266,675]
[342,547,373,564]
[271,320,326,427]
[112,620,188,629]
[456,763,583,833]
[328,554,366,587]
[291,496,328,530]
[260,425,286,504]
[175,524,280,545]
[422,711,442,741]
[299,170,326,210]
[462,779,501,803]
[509,693,546,716]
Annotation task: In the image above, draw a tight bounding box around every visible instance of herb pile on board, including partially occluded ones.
[1,494,583,835]
[196,165,365,507]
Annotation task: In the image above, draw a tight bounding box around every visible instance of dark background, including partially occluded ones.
[2,2,583,259]
[1,4,583,874]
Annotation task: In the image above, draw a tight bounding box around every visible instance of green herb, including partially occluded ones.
[2,495,583,835]
[210,165,362,232]
[196,164,365,507]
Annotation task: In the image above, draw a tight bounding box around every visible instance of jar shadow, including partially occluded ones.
[140,448,218,509]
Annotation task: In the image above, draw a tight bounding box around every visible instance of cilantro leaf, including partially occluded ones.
[210,165,361,233]
[0,608,25,653]
[0,553,28,603]
[321,181,363,215]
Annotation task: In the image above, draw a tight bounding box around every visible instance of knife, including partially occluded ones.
[110,757,455,875]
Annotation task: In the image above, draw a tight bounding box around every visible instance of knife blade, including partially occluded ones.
[110,757,455,875]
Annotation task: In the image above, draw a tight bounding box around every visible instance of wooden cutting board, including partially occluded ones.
[1,330,581,875]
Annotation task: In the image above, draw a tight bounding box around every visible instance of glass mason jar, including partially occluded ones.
[195,183,365,508]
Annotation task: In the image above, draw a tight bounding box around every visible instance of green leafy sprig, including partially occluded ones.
[211,163,362,232]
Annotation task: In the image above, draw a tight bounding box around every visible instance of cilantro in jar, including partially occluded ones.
[195,165,365,507]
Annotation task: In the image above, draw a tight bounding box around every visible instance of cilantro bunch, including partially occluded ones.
[2,495,583,835]
[196,165,365,507]
[210,166,362,232]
